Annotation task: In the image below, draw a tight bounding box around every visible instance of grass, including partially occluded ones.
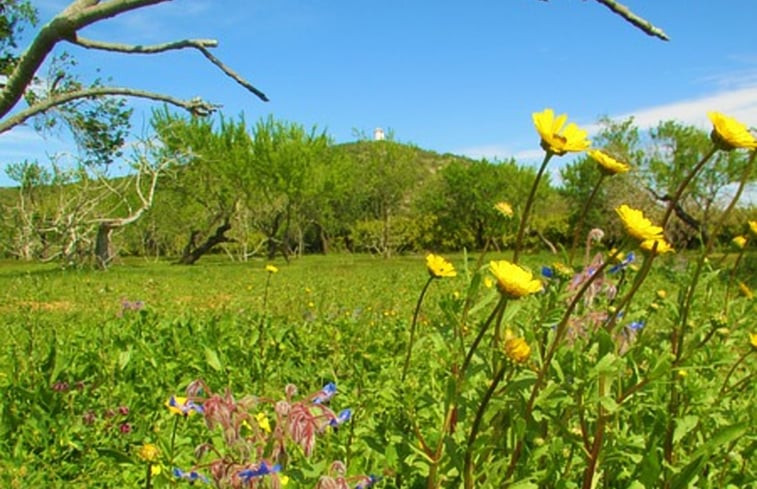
[0,250,754,488]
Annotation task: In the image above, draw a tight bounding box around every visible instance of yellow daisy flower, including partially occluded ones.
[137,443,160,463]
[505,337,531,363]
[732,235,747,249]
[533,108,591,156]
[640,238,674,254]
[255,412,271,433]
[426,254,457,278]
[588,149,630,175]
[615,204,664,241]
[750,332,757,350]
[738,281,754,300]
[494,201,514,218]
[707,112,757,150]
[489,260,542,299]
[265,264,279,274]
[749,220,757,236]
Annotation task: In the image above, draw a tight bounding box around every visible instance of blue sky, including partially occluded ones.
[2,0,757,186]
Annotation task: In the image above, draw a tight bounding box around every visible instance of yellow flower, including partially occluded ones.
[137,443,160,463]
[533,108,591,156]
[750,332,757,350]
[494,201,514,218]
[484,277,494,289]
[732,235,747,249]
[280,474,290,486]
[151,465,163,476]
[255,412,271,433]
[738,281,754,299]
[656,289,667,300]
[265,264,279,274]
[165,396,201,417]
[707,112,757,150]
[552,262,574,280]
[749,220,757,236]
[489,260,542,299]
[588,149,630,175]
[505,337,531,363]
[640,238,674,254]
[426,254,457,278]
[615,204,664,241]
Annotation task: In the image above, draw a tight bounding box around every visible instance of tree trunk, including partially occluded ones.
[177,220,233,265]
[95,223,115,269]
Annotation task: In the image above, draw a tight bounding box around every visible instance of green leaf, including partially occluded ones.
[204,348,223,372]
[673,415,698,445]
[118,347,132,371]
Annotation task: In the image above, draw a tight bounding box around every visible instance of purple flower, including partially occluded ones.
[312,382,337,404]
[173,468,209,484]
[238,462,281,482]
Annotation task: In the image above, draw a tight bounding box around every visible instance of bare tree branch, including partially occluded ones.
[70,36,269,102]
[593,0,669,41]
[72,36,219,53]
[0,86,220,134]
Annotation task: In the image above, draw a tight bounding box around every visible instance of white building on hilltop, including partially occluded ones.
[373,127,385,141]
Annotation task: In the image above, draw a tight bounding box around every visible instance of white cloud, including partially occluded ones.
[586,85,757,134]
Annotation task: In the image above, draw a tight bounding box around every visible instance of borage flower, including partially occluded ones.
[609,251,635,274]
[426,254,457,278]
[166,396,204,417]
[329,408,352,429]
[588,149,630,175]
[533,108,591,156]
[490,260,542,299]
[707,112,757,150]
[615,204,663,241]
[173,467,209,484]
[311,382,337,404]
[238,461,281,483]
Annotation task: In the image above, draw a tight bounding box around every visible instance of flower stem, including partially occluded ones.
[568,173,606,266]
[460,296,506,379]
[169,415,179,465]
[144,463,152,489]
[463,361,508,489]
[513,151,553,263]
[402,276,434,382]
[660,146,717,228]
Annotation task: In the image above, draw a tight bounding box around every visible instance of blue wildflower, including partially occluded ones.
[627,320,645,331]
[355,475,380,489]
[609,252,635,274]
[312,382,337,404]
[330,408,352,428]
[173,467,208,484]
[238,462,281,482]
[167,395,204,416]
[541,266,555,278]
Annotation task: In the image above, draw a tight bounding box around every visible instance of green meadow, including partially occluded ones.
[0,249,754,488]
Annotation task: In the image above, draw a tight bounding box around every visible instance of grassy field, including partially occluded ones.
[0,251,754,488]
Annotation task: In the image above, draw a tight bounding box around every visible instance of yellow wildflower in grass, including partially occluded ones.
[750,332,757,350]
[738,281,754,299]
[640,238,674,254]
[280,474,290,486]
[484,277,494,289]
[588,149,630,175]
[489,260,542,299]
[265,264,279,274]
[137,443,160,463]
[615,204,664,241]
[255,412,271,433]
[657,289,667,300]
[532,108,591,156]
[707,112,757,150]
[749,220,757,236]
[505,337,531,363]
[494,201,514,218]
[426,253,457,278]
[732,235,747,249]
[552,262,574,280]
